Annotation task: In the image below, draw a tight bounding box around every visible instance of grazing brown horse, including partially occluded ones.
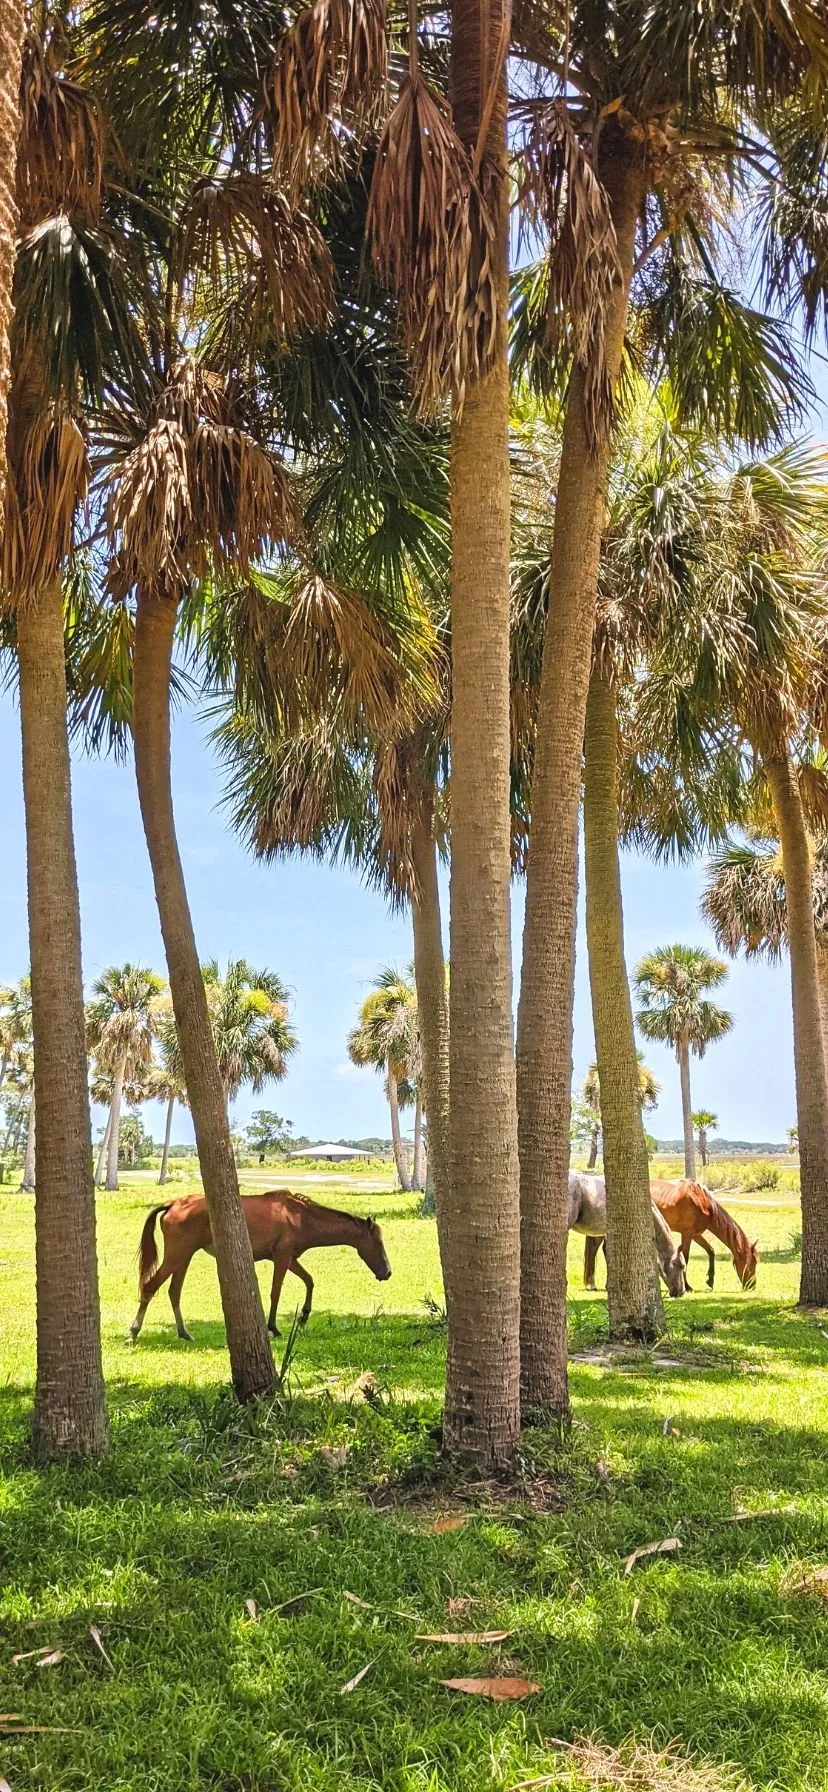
[649,1179,758,1290]
[130,1190,392,1342]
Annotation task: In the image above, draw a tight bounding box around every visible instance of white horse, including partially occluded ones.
[568,1171,687,1297]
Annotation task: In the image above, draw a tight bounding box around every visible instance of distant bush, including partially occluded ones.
[704,1163,741,1191]
[741,1162,781,1191]
[789,1226,802,1256]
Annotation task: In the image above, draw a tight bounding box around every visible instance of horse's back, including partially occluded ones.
[568,1171,607,1234]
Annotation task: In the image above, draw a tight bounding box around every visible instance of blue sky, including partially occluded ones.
[2,370,827,1151]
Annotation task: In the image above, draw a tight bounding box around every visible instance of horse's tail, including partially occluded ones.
[137,1205,170,1295]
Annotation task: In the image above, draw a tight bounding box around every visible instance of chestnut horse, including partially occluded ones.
[130,1190,392,1342]
[649,1179,758,1290]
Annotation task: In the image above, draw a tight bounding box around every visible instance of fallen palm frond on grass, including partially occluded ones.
[511,1737,753,1792]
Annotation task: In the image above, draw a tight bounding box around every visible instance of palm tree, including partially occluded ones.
[348,969,419,1191]
[0,0,25,506]
[702,836,828,1048]
[4,28,111,1457]
[512,0,825,1415]
[635,946,733,1180]
[0,978,34,1188]
[582,1055,660,1171]
[87,965,163,1190]
[693,1110,718,1168]
[203,961,297,1104]
[150,1009,189,1186]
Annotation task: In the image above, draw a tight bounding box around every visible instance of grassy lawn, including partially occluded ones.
[0,1172,826,1792]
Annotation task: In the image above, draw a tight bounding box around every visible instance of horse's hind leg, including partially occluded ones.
[130,1261,173,1341]
[267,1251,292,1336]
[288,1259,314,1324]
[168,1266,194,1341]
[583,1236,601,1290]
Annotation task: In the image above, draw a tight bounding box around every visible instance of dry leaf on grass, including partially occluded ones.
[11,1647,57,1665]
[274,1589,323,1616]
[430,1515,469,1534]
[662,1418,681,1437]
[244,1599,259,1621]
[89,1626,114,1670]
[320,1445,350,1468]
[417,1631,511,1644]
[0,1774,11,1789]
[0,1716,22,1723]
[343,1590,419,1620]
[781,1565,828,1597]
[440,1676,540,1701]
[623,1538,680,1575]
[340,1661,374,1693]
[630,1599,640,1624]
[509,1735,751,1792]
[35,1651,64,1669]
[725,1504,796,1523]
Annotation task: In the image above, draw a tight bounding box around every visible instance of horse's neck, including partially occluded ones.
[304,1204,364,1247]
[703,1197,747,1260]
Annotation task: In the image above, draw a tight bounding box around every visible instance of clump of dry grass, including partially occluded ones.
[513,1737,752,1792]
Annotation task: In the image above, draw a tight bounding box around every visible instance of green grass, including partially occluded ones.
[0,1173,827,1792]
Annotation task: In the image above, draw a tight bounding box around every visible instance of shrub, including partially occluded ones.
[741,1161,781,1192]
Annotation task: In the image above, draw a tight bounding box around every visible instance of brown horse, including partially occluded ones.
[130,1190,392,1342]
[649,1179,758,1290]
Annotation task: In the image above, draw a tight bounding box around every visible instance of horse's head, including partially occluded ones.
[736,1236,758,1290]
[358,1217,392,1281]
[665,1243,687,1298]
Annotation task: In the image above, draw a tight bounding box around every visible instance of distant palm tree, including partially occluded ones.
[635,946,732,1180]
[87,966,163,1190]
[149,1009,189,1186]
[692,1109,718,1168]
[582,1054,660,1170]
[3,978,35,1190]
[348,969,421,1191]
[157,961,297,1112]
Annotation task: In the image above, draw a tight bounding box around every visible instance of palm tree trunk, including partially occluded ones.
[678,1039,696,1180]
[443,0,520,1465]
[764,751,828,1304]
[587,1130,599,1171]
[0,0,25,511]
[583,666,663,1340]
[387,1070,411,1190]
[0,1052,9,1091]
[132,583,274,1399]
[815,939,828,1062]
[95,1105,112,1186]
[516,153,644,1416]
[21,1095,35,1192]
[410,796,449,1249]
[17,575,108,1458]
[159,1094,175,1185]
[105,1054,126,1191]
[413,1091,425,1190]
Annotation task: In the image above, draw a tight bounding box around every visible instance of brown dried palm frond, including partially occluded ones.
[366,74,498,416]
[17,33,105,230]
[282,572,413,730]
[181,175,334,339]
[519,99,620,447]
[262,0,387,195]
[2,404,88,600]
[108,359,299,595]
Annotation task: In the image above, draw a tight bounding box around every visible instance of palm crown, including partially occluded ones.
[635,944,733,1059]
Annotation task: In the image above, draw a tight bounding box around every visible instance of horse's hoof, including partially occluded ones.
[268,1324,281,1338]
[178,1331,194,1343]
[300,1312,310,1327]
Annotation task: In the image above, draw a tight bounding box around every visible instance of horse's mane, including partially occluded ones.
[264,1188,370,1228]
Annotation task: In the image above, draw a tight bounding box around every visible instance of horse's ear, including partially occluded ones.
[366,1216,376,1232]
[752,1237,759,1252]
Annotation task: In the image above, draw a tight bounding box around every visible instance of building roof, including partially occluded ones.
[290,1143,368,1160]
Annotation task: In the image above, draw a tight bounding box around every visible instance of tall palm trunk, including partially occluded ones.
[105,1053,126,1191]
[443,0,520,1465]
[678,1039,696,1179]
[17,575,108,1458]
[413,1091,425,1189]
[387,1069,411,1189]
[95,1105,112,1186]
[132,584,274,1400]
[583,666,662,1340]
[516,152,643,1416]
[0,0,25,509]
[764,752,828,1304]
[587,1129,599,1170]
[21,1094,35,1191]
[159,1094,175,1185]
[410,796,449,1251]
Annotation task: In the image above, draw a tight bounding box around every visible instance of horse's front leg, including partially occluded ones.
[681,1232,695,1291]
[288,1259,314,1324]
[698,1233,716,1288]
